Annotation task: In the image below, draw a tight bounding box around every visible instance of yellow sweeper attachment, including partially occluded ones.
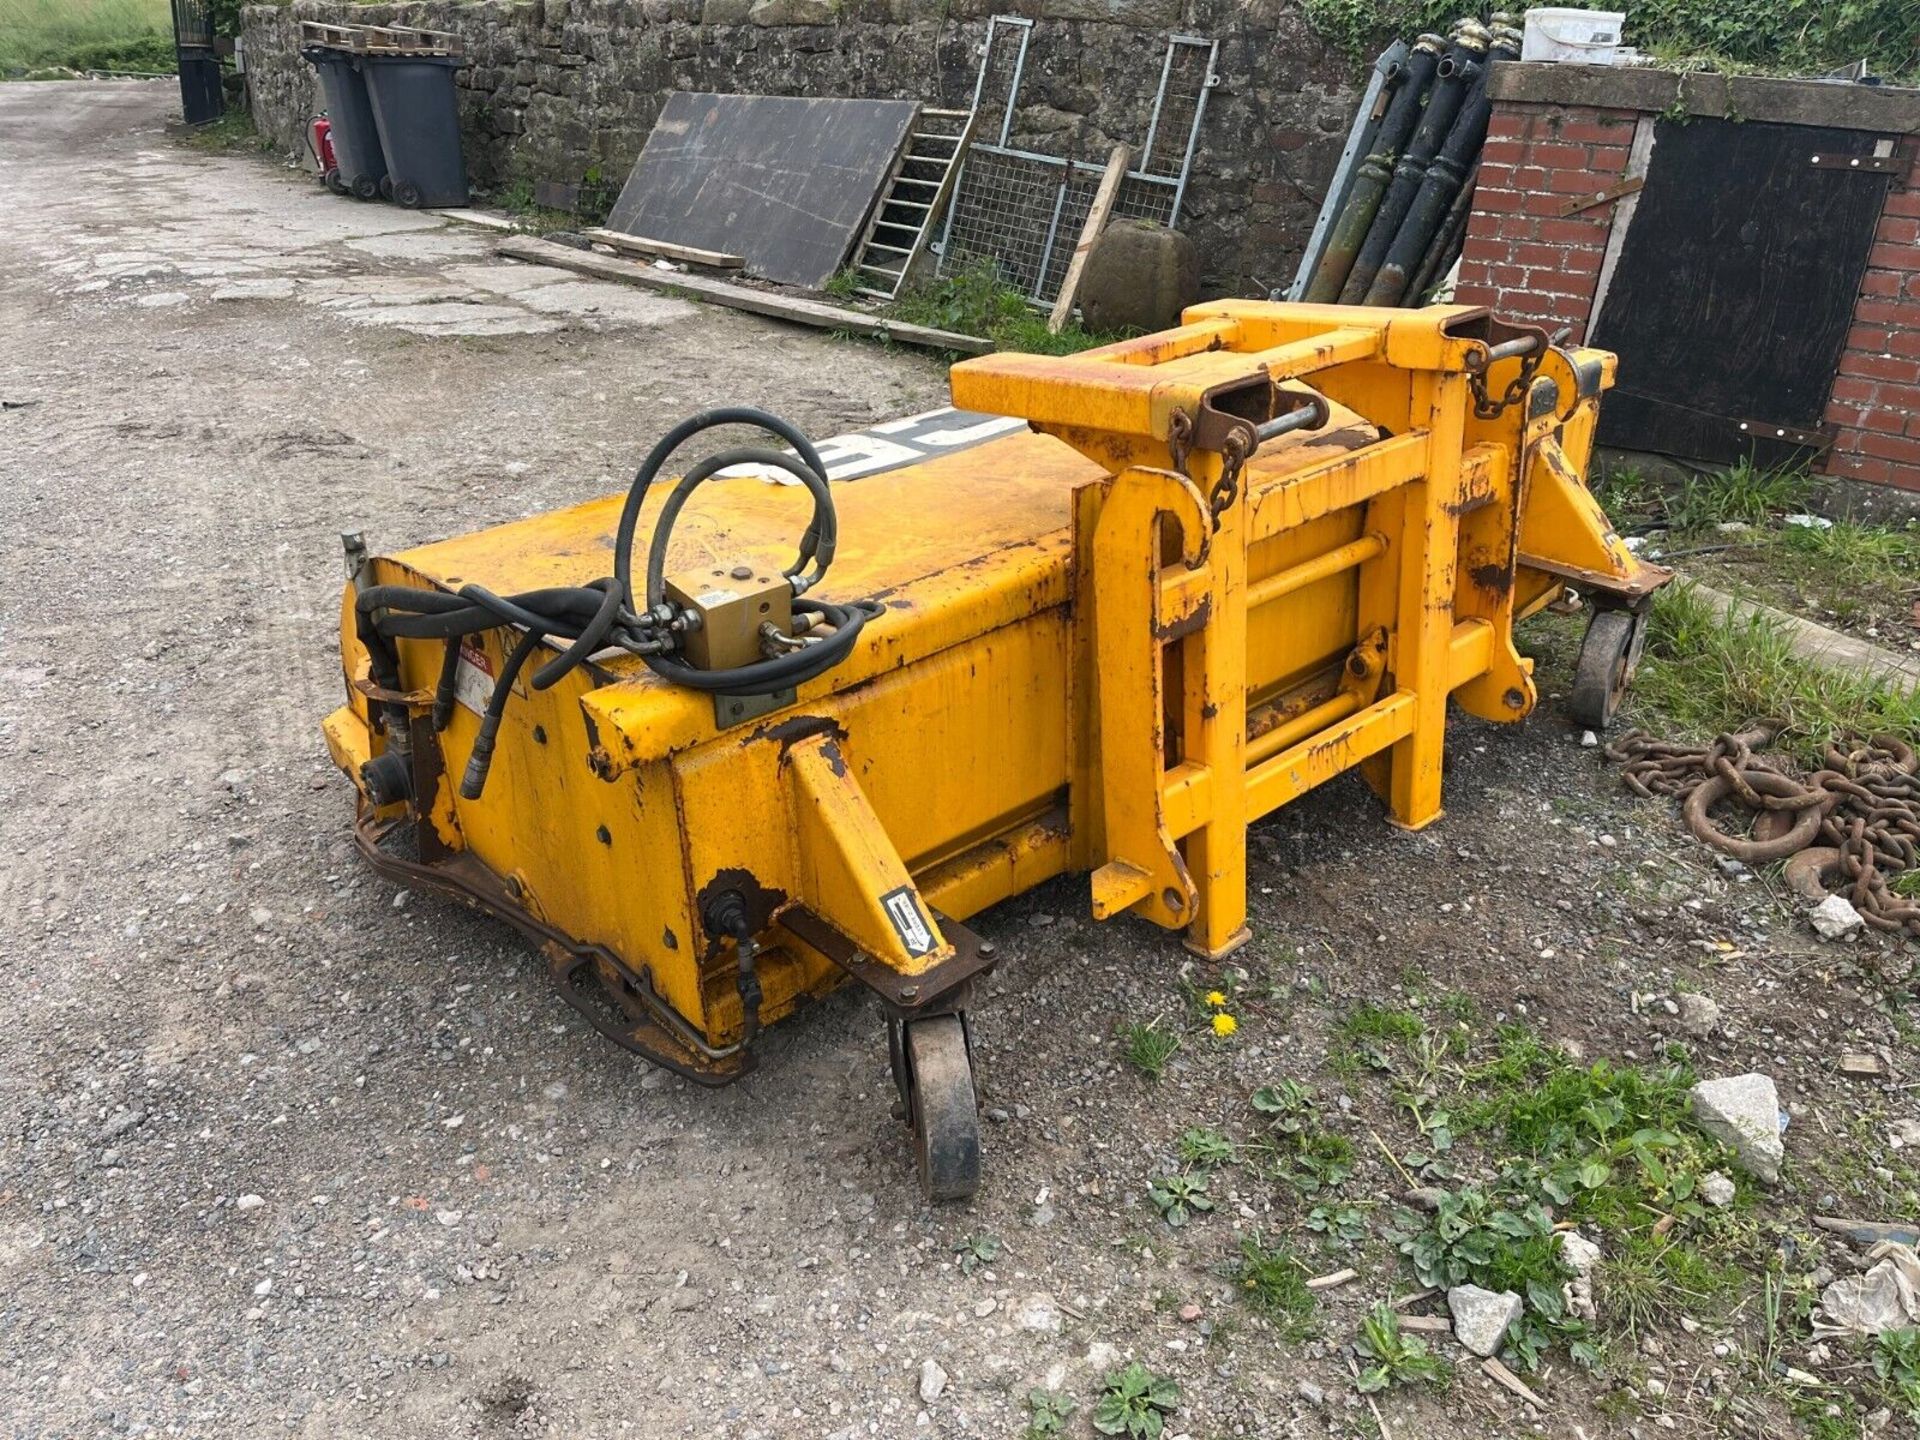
[324,301,1667,1200]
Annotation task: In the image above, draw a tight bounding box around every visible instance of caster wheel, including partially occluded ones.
[394,179,423,209]
[350,173,379,201]
[1568,607,1644,731]
[902,1015,980,1203]
[379,175,394,201]
[324,167,347,196]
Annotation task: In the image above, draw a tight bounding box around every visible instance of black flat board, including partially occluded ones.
[608,93,920,289]
[1591,118,1891,469]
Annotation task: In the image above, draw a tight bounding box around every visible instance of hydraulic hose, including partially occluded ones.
[356,407,877,798]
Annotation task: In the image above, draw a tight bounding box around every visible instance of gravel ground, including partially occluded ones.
[3,82,1916,1440]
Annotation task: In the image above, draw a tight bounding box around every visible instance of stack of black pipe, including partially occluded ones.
[1303,14,1523,308]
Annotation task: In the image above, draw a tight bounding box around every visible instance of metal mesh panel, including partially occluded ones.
[937,28,1212,309]
[1140,39,1214,178]
[940,149,1073,298]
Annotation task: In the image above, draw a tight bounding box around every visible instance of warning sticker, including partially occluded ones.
[879,886,936,958]
[453,640,495,716]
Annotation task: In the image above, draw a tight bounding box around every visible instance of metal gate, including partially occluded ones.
[935,18,1217,306]
[170,0,225,125]
[1591,117,1894,469]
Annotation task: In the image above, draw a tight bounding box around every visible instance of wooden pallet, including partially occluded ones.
[298,20,368,51]
[360,25,463,56]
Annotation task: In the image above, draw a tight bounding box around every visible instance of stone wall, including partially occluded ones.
[239,0,1362,297]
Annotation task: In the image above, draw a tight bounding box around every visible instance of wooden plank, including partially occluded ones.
[1048,143,1130,334]
[582,227,743,269]
[494,235,992,355]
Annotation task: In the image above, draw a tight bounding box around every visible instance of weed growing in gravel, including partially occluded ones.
[1874,1328,1920,1420]
[1250,1079,1318,1135]
[1146,1172,1213,1228]
[1176,1126,1237,1170]
[954,1233,1000,1275]
[1119,1020,1179,1080]
[1233,1236,1317,1339]
[1305,1203,1367,1245]
[1593,1231,1744,1342]
[1661,456,1813,535]
[1091,1362,1180,1438]
[1024,1387,1077,1438]
[1332,1003,1426,1072]
[1354,1302,1448,1392]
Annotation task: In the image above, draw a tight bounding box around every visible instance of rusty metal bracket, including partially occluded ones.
[779,905,999,1018]
[1809,151,1896,174]
[351,805,752,1085]
[1733,417,1834,451]
[1558,176,1644,217]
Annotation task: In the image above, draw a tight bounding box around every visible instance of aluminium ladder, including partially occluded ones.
[849,108,977,301]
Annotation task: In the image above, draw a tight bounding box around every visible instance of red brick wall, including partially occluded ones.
[1824,140,1920,490]
[1457,99,1920,492]
[1454,104,1637,343]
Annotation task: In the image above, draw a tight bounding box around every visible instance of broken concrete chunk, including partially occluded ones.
[1810,894,1865,941]
[1689,1073,1783,1184]
[1447,1284,1523,1357]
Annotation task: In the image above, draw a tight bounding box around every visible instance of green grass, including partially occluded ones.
[1661,457,1814,536]
[1119,1019,1179,1080]
[1233,1236,1317,1339]
[888,260,1128,355]
[178,108,269,152]
[1629,583,1920,764]
[0,0,175,74]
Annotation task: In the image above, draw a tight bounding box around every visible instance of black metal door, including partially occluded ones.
[1590,117,1892,469]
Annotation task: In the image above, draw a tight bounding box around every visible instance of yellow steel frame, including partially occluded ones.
[949,299,1655,960]
[323,301,1665,1072]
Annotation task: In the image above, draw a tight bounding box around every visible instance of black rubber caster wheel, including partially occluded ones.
[380,175,395,202]
[1568,607,1644,731]
[324,167,347,196]
[350,173,380,201]
[901,1015,980,1202]
[394,179,423,209]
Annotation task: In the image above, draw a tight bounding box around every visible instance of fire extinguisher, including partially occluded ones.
[308,115,343,194]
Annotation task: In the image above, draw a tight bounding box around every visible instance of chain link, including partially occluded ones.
[1470,348,1543,420]
[1606,724,1920,971]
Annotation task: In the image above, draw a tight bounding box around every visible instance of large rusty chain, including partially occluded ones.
[1469,346,1542,420]
[1606,723,1920,955]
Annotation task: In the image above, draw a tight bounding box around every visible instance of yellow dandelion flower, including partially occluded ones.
[1211,1012,1238,1037]
[1205,990,1228,1008]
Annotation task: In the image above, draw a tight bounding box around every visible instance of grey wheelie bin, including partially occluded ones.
[301,46,387,200]
[361,51,470,208]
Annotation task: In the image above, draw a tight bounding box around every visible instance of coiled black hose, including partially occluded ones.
[354,407,881,799]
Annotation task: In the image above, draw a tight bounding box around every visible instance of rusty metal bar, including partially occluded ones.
[1247,690,1362,765]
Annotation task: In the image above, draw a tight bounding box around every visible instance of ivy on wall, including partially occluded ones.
[1302,0,1919,82]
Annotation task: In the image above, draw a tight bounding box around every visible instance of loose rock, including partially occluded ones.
[1447,1284,1523,1357]
[1810,894,1865,941]
[1700,1171,1737,1207]
[918,1358,947,1403]
[1013,1294,1063,1334]
[1689,1073,1784,1184]
[1675,992,1720,1037]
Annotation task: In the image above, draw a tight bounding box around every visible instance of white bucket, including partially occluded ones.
[1521,7,1626,64]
